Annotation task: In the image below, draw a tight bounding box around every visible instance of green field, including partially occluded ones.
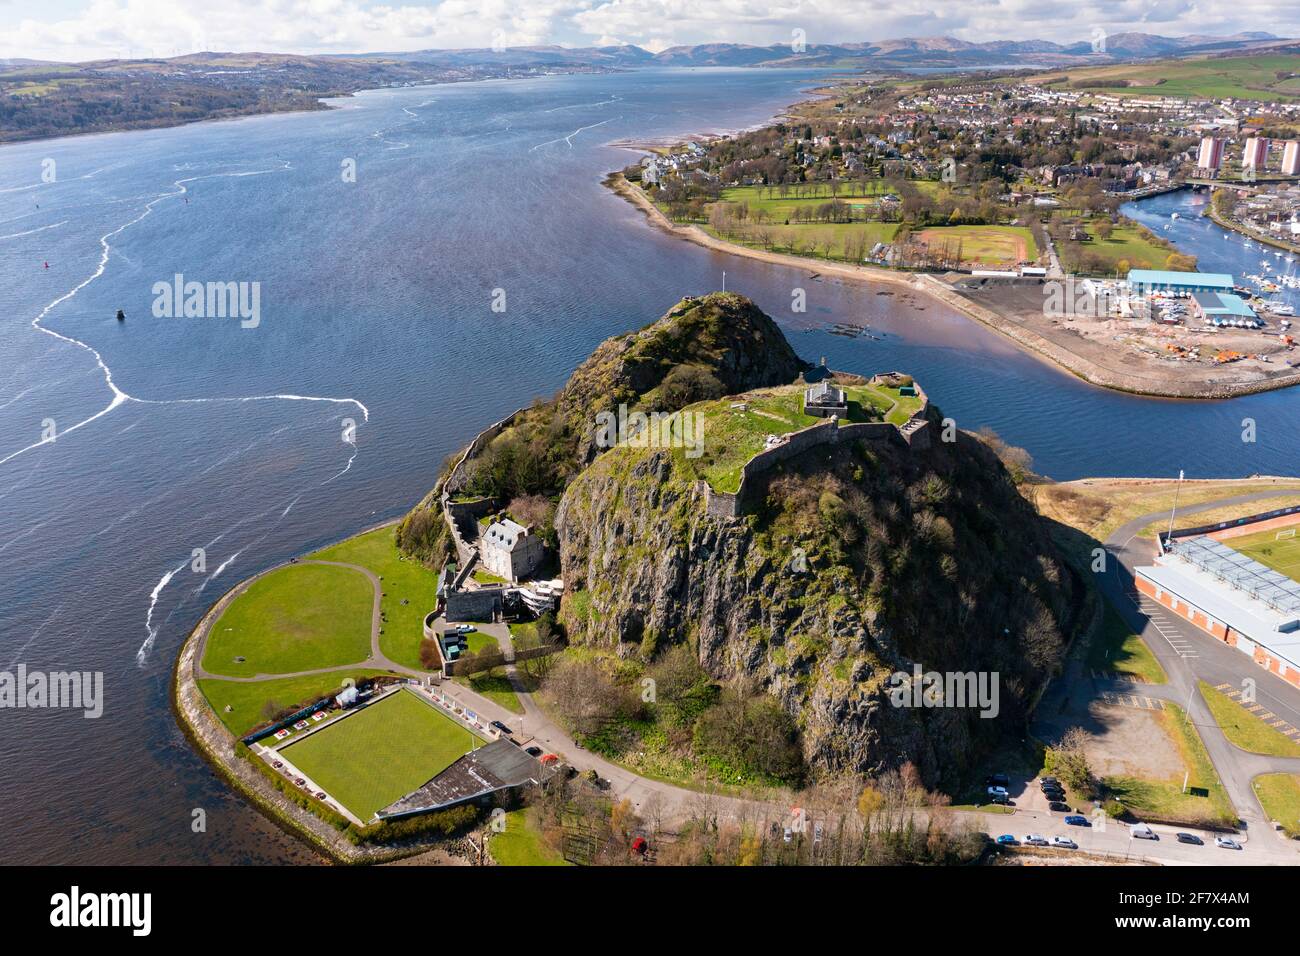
[1224,524,1300,584]
[489,808,571,866]
[203,563,373,677]
[718,179,940,216]
[1252,774,1300,838]
[310,525,442,671]
[1200,681,1300,758]
[916,224,1038,266]
[279,688,484,821]
[1087,599,1168,684]
[199,669,399,737]
[1075,221,1173,273]
[454,632,524,714]
[1037,55,1300,102]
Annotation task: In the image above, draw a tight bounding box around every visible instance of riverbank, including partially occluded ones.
[608,173,1300,399]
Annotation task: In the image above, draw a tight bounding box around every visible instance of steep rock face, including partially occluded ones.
[554,425,1078,788]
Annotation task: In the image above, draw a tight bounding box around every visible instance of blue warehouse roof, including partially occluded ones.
[1128,269,1235,290]
[1192,291,1257,318]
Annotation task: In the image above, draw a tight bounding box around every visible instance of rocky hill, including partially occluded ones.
[401,292,1082,790]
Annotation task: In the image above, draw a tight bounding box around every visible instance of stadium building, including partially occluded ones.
[1136,508,1300,689]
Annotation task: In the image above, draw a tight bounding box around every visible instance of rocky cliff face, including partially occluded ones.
[554,417,1079,788]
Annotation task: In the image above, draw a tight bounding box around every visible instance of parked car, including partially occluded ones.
[782,827,793,844]
[1041,776,1059,787]
[986,773,1010,789]
[1048,801,1071,813]
[490,720,513,735]
[1064,814,1091,827]
[272,760,283,769]
[995,834,1019,846]
[1176,832,1204,845]
[987,785,1010,803]
[1051,836,1077,849]
[525,746,542,757]
[315,791,326,800]
[294,778,305,787]
[1215,836,1243,850]
[453,624,476,634]
[1024,834,1049,846]
[1131,824,1158,840]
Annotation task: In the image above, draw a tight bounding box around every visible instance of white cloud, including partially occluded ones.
[0,0,1294,61]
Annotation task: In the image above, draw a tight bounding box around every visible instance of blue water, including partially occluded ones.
[0,68,1297,864]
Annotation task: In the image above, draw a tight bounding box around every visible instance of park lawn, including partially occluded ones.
[1252,774,1300,838]
[310,524,441,671]
[454,632,523,714]
[1199,681,1300,757]
[1082,222,1171,272]
[279,688,483,821]
[199,669,400,737]
[702,220,899,262]
[489,808,571,866]
[202,563,372,678]
[915,224,1038,265]
[718,179,941,213]
[1087,600,1168,684]
[1103,703,1236,827]
[1223,524,1300,584]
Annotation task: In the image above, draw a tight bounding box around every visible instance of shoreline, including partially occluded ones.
[606,173,1300,400]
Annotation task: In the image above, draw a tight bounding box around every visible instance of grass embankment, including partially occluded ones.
[1103,702,1236,827]
[1252,774,1300,838]
[310,524,441,671]
[489,808,571,866]
[198,669,400,737]
[279,689,484,821]
[202,563,372,677]
[1199,681,1300,758]
[1087,599,1167,684]
[1135,494,1300,541]
[681,383,918,493]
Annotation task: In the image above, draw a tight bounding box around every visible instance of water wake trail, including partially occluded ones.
[529,116,621,152]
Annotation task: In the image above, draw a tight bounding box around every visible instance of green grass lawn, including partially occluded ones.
[1103,703,1236,827]
[1079,221,1171,273]
[1199,681,1300,757]
[1038,54,1300,102]
[916,224,1038,265]
[489,808,571,866]
[454,632,523,714]
[279,688,484,821]
[310,525,442,671]
[1087,599,1168,684]
[701,221,900,262]
[199,669,400,737]
[1252,774,1300,838]
[202,563,372,677]
[1224,524,1300,584]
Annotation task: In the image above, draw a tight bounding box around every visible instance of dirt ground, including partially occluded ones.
[1038,697,1184,782]
[946,276,1300,398]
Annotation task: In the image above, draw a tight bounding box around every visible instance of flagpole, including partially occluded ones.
[1166,469,1185,550]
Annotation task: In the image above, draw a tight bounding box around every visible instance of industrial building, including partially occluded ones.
[1190,290,1260,327]
[1126,269,1236,296]
[1136,536,1300,690]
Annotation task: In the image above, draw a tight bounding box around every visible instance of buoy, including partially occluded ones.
[116,309,125,322]
[43,261,49,269]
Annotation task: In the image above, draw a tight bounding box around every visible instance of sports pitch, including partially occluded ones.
[278,688,484,821]
[1225,524,1300,585]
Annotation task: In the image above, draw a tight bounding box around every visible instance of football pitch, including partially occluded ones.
[279,688,484,821]
[1225,524,1300,584]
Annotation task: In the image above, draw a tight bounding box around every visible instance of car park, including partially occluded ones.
[1024,834,1049,846]
[1064,814,1090,827]
[1175,832,1203,845]
[1215,836,1243,850]
[1051,836,1077,849]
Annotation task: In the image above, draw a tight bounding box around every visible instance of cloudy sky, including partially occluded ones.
[0,0,1295,62]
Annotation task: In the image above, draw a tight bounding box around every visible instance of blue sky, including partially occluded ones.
[1,0,1295,62]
